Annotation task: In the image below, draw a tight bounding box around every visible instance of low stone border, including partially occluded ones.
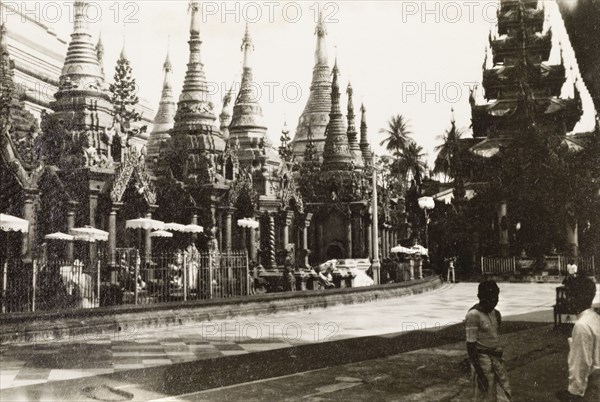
[0,276,442,345]
[481,274,598,283]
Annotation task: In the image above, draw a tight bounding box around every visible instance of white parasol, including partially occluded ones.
[164,222,187,232]
[183,224,204,233]
[237,218,259,229]
[412,244,428,256]
[150,230,173,238]
[391,245,415,254]
[44,232,74,241]
[125,218,165,231]
[69,226,109,242]
[0,213,29,233]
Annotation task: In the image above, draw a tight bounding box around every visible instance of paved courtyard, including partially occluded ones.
[1,282,578,392]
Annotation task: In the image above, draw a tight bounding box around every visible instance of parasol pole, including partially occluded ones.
[2,258,6,314]
[3,232,9,313]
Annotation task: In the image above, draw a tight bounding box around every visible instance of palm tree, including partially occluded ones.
[399,142,428,185]
[434,117,465,180]
[379,115,412,157]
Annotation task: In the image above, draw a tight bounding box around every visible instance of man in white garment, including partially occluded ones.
[557,276,599,401]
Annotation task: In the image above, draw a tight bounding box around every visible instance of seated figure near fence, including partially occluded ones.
[185,244,200,292]
[61,260,94,309]
[314,263,335,289]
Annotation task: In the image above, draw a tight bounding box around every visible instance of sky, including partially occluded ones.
[7,0,596,167]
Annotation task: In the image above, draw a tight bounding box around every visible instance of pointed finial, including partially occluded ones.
[241,22,254,69]
[189,0,200,35]
[120,25,127,59]
[282,120,290,135]
[163,36,172,71]
[97,30,104,48]
[315,5,327,37]
[223,82,234,107]
[332,56,339,87]
[451,107,455,123]
[163,48,172,73]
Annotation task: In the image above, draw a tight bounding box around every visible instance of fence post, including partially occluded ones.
[208,253,214,300]
[245,252,249,296]
[183,254,188,302]
[134,251,139,305]
[513,257,516,274]
[97,260,101,308]
[2,261,7,314]
[481,257,484,275]
[31,260,37,313]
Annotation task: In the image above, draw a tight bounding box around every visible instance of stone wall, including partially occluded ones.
[0,276,442,344]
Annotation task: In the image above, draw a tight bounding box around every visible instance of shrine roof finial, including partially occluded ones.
[189,0,201,36]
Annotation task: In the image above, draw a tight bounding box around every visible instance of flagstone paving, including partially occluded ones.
[1,282,594,391]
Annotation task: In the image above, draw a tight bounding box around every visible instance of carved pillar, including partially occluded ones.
[108,202,122,267]
[346,213,353,259]
[355,213,362,258]
[191,210,200,244]
[67,201,78,261]
[21,191,37,261]
[279,211,294,263]
[371,165,380,284]
[268,214,277,269]
[382,227,388,259]
[366,214,372,260]
[220,207,235,251]
[88,193,99,260]
[498,201,509,258]
[249,224,257,262]
[300,212,313,269]
[217,209,223,252]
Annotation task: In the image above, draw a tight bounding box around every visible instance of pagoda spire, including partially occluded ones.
[147,45,177,164]
[96,31,105,77]
[346,82,363,168]
[219,83,235,138]
[359,103,373,165]
[241,22,254,69]
[229,22,266,141]
[290,6,332,159]
[176,0,212,108]
[58,0,104,93]
[172,0,221,141]
[315,7,328,66]
[322,59,353,171]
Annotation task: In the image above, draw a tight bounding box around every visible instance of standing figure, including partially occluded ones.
[564,258,579,287]
[557,276,599,402]
[283,258,296,292]
[447,257,456,283]
[465,281,511,402]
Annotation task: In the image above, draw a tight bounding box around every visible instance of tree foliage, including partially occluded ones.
[379,114,412,157]
[109,54,142,124]
[434,118,466,180]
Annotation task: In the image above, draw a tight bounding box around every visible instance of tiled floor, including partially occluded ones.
[1,282,587,390]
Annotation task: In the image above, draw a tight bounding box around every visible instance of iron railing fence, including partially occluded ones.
[481,255,596,277]
[1,250,249,315]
